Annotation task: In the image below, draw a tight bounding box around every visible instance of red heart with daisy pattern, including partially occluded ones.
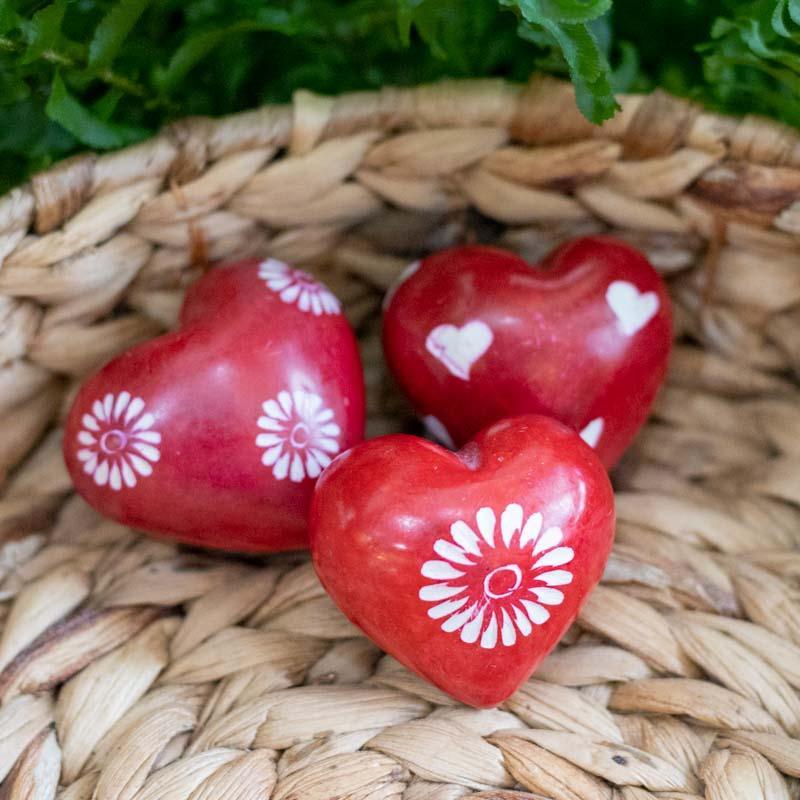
[310,414,615,707]
[63,259,364,552]
[382,237,672,467]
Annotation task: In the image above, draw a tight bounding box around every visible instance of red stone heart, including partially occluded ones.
[383,237,672,467]
[63,259,364,552]
[310,415,615,707]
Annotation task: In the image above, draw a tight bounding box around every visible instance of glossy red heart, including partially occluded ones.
[63,259,364,552]
[310,414,615,707]
[383,237,672,467]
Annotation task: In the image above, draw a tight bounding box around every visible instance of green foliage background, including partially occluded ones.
[1,0,799,193]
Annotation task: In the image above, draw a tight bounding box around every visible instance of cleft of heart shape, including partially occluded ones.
[383,236,672,467]
[310,414,615,707]
[63,258,365,552]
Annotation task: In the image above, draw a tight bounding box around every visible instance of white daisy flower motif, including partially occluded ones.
[419,503,574,650]
[256,389,341,482]
[75,392,161,491]
[259,258,341,316]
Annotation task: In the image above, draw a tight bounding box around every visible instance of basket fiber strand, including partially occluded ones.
[1,75,800,799]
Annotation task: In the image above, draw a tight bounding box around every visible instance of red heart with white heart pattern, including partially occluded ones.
[383,236,672,467]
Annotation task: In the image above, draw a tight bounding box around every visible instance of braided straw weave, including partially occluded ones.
[1,74,800,799]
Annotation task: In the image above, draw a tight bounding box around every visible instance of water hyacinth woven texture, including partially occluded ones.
[1,75,800,798]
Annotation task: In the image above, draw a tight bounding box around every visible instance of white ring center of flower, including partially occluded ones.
[289,422,311,449]
[484,564,523,599]
[100,430,127,454]
[294,272,317,289]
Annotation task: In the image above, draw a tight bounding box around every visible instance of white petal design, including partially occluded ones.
[450,521,482,557]
[273,452,290,480]
[317,437,340,454]
[293,390,310,418]
[512,604,532,637]
[281,284,301,303]
[427,596,469,620]
[92,399,106,421]
[261,444,283,466]
[75,392,160,491]
[421,561,465,581]
[310,449,331,469]
[521,599,550,625]
[519,512,543,550]
[132,430,161,444]
[460,606,485,643]
[442,603,477,633]
[94,460,109,486]
[419,503,574,650]
[419,584,466,602]
[500,503,523,547]
[113,392,130,421]
[500,609,517,646]
[533,526,563,555]
[109,463,122,491]
[533,547,575,570]
[322,293,341,314]
[131,412,155,433]
[531,587,564,605]
[480,613,498,649]
[82,414,99,431]
[289,453,304,482]
[262,399,288,421]
[536,570,574,586]
[305,392,322,417]
[305,452,322,478]
[259,260,342,316]
[258,416,285,432]
[433,539,474,566]
[127,454,153,477]
[121,460,137,488]
[132,442,160,462]
[125,396,145,425]
[278,391,293,417]
[476,507,496,547]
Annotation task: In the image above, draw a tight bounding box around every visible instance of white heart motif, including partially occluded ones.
[579,417,604,449]
[605,281,659,336]
[426,321,494,381]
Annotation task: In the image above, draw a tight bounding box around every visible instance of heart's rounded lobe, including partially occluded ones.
[383,237,672,467]
[310,415,615,707]
[64,259,365,552]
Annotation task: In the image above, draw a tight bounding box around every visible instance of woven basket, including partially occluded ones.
[1,74,800,800]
